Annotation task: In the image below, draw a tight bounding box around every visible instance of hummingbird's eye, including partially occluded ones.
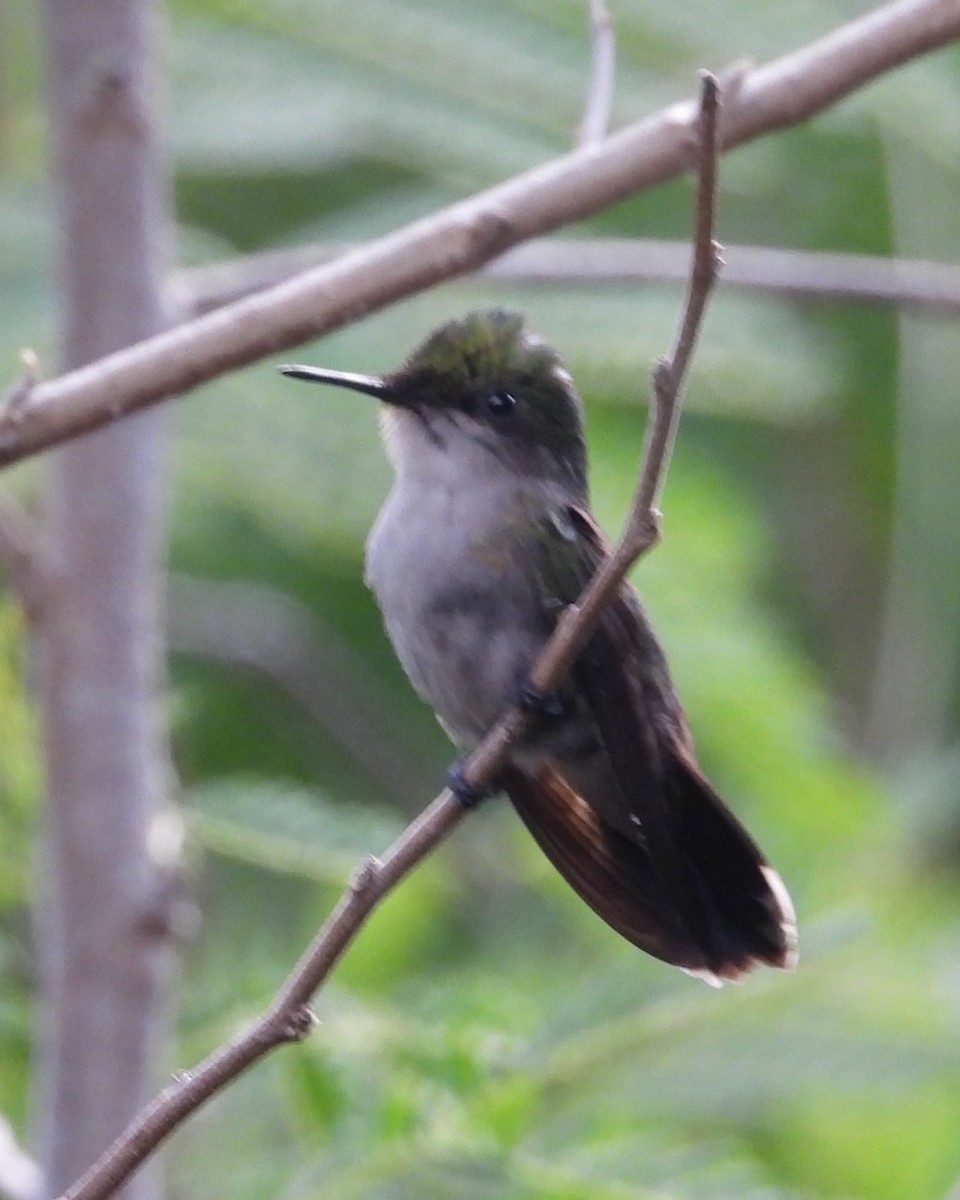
[487,389,517,416]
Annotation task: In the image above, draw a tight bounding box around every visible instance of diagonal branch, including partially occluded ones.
[58,65,725,1200]
[1,0,958,471]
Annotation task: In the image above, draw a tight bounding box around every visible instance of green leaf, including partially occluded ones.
[187,776,403,881]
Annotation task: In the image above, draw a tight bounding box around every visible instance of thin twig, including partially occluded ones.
[641,71,722,520]
[523,72,721,698]
[176,238,960,317]
[666,77,721,380]
[0,349,39,415]
[2,0,958,470]
[578,0,616,146]
[58,67,724,1200]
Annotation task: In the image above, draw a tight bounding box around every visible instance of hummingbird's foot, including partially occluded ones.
[447,761,495,809]
[517,683,569,723]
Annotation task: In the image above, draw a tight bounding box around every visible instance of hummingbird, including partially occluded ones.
[282,310,797,984]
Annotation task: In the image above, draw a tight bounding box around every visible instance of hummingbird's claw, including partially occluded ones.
[447,761,495,809]
[517,682,569,723]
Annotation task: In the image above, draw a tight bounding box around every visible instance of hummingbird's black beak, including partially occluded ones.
[279,364,395,401]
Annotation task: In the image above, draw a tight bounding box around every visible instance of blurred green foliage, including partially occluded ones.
[2,1,960,1197]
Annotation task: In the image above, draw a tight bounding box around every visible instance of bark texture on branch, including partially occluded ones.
[34,2,175,1197]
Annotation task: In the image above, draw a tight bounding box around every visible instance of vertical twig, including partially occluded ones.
[578,0,616,146]
[634,70,722,522]
[529,71,722,692]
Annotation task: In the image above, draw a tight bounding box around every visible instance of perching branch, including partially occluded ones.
[57,65,725,1200]
[2,0,958,470]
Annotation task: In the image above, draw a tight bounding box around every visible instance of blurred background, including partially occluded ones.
[2,1,960,1198]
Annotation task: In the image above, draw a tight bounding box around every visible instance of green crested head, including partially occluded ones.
[399,310,555,385]
[281,310,589,495]
[390,310,588,493]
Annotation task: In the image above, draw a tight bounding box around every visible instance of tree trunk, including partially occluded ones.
[34,2,176,1196]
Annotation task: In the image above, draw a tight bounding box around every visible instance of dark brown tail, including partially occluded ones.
[502,751,797,984]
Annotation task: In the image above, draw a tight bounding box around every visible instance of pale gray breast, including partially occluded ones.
[365,477,547,747]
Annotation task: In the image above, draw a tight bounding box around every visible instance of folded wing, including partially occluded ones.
[505,504,797,982]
